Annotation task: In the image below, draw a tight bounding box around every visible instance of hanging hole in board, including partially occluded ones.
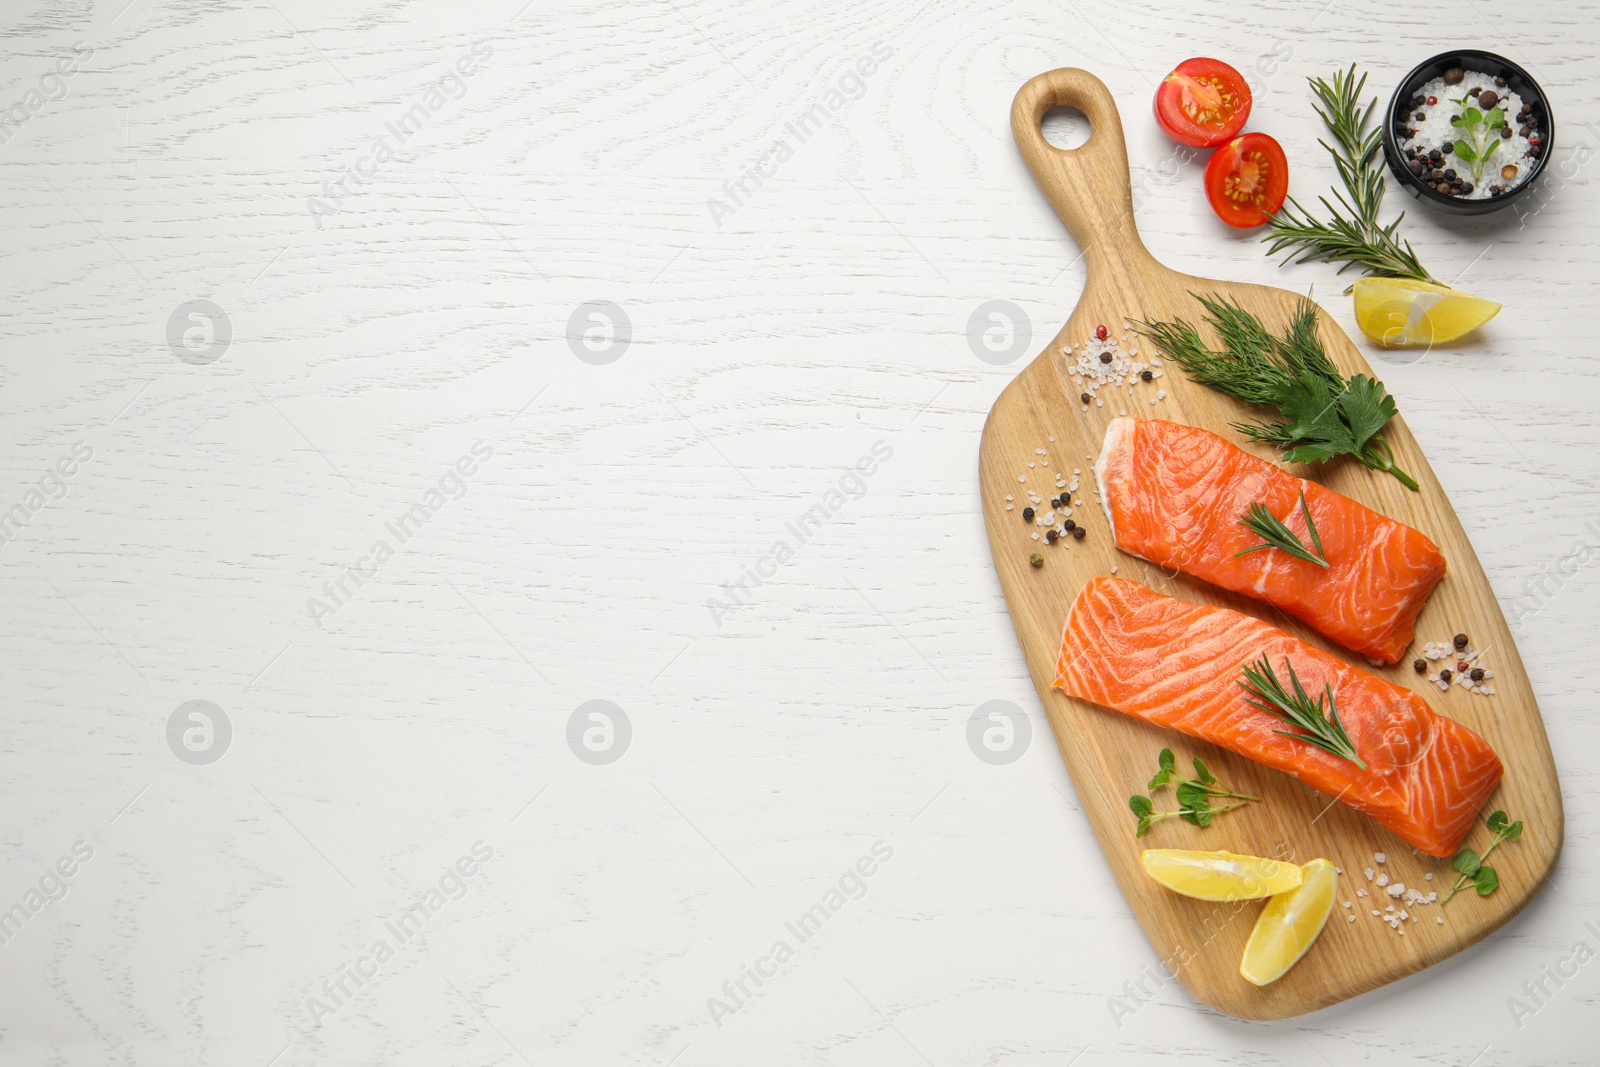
[1041,106,1090,150]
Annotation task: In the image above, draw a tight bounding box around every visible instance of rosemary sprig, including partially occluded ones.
[1263,64,1434,289]
[1238,655,1367,770]
[1236,492,1328,567]
[1134,293,1419,490]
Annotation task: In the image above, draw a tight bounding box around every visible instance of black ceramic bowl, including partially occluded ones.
[1382,49,1553,216]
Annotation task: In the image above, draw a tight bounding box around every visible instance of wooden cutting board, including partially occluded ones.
[980,68,1563,1020]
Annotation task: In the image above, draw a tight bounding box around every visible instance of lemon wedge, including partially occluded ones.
[1140,849,1304,901]
[1240,858,1338,986]
[1352,277,1501,347]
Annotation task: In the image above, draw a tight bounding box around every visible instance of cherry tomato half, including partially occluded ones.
[1153,58,1252,148]
[1204,132,1289,228]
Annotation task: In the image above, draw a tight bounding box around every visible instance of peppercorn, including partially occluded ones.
[1499,126,1512,139]
[1468,86,1481,98]
[1079,392,1091,405]
[1428,95,1438,105]
[1462,182,1474,194]
[1479,90,1499,108]
[1444,168,1457,180]
[1409,159,1423,175]
[1029,553,1043,568]
[1440,140,1454,154]
[1471,668,1485,682]
[1046,529,1059,543]
[1495,75,1507,87]
[1414,110,1426,121]
[1453,633,1469,650]
[1063,519,1076,531]
[1095,324,1108,340]
[1022,507,1034,521]
[1140,370,1153,382]
[1071,526,1086,540]
[1439,669,1453,683]
[1443,68,1463,85]
[1099,351,1113,364]
[1413,659,1427,674]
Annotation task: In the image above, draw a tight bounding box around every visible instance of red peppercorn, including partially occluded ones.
[1458,660,1469,672]
[1529,134,1541,144]
[1428,95,1437,105]
[1095,324,1108,340]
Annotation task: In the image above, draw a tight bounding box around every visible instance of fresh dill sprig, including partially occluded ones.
[1133,293,1419,490]
[1236,492,1328,568]
[1238,656,1367,770]
[1262,64,1434,288]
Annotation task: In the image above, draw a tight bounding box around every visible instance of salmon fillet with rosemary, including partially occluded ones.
[1094,418,1445,664]
[1055,577,1502,858]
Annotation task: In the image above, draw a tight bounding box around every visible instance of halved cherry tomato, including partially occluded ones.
[1204,132,1289,228]
[1153,58,1252,148]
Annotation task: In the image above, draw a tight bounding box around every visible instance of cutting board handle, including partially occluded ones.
[1011,68,1156,286]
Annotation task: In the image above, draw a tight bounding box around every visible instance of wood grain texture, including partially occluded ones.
[981,67,1563,1020]
[1,1,1598,1064]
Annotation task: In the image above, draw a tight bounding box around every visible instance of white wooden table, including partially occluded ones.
[2,1,1596,1063]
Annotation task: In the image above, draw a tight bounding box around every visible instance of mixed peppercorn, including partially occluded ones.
[1397,71,1543,200]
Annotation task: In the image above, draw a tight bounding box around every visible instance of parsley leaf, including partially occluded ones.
[1137,294,1420,490]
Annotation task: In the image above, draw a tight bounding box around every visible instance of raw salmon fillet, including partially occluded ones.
[1055,577,1502,857]
[1094,418,1446,664]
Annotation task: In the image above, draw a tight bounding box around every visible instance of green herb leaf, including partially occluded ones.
[1485,107,1506,129]
[1336,374,1398,452]
[1445,809,1525,904]
[1159,748,1176,774]
[1175,781,1210,811]
[1193,757,1217,785]
[1129,794,1153,817]
[1239,655,1367,768]
[1235,494,1329,568]
[1463,106,1483,124]
[1453,141,1477,163]
[1180,805,1213,828]
[1138,294,1417,490]
[1136,814,1153,837]
[1260,65,1433,285]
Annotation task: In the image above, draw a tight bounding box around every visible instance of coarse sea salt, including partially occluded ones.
[1401,71,1537,200]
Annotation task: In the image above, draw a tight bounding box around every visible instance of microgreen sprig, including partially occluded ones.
[1448,96,1506,186]
[1444,809,1523,903]
[1239,656,1368,769]
[1127,747,1259,837]
[1235,492,1328,568]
